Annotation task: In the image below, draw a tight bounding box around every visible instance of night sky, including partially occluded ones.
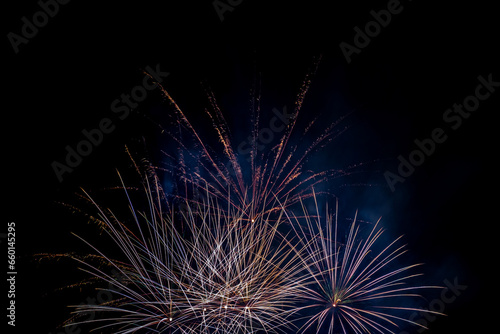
[4,0,499,333]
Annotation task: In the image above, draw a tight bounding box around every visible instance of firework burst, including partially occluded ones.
[67,173,304,334]
[138,58,358,221]
[285,194,444,334]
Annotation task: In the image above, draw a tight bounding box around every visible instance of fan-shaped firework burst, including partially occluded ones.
[139,58,358,220]
[67,174,304,334]
[286,194,444,334]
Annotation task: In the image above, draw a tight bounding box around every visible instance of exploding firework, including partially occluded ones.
[285,194,444,334]
[66,174,304,334]
[137,58,358,221]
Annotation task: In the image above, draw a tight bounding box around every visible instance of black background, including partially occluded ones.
[4,0,498,333]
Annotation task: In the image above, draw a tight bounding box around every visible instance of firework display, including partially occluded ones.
[44,75,446,334]
[7,1,498,333]
[59,176,443,333]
